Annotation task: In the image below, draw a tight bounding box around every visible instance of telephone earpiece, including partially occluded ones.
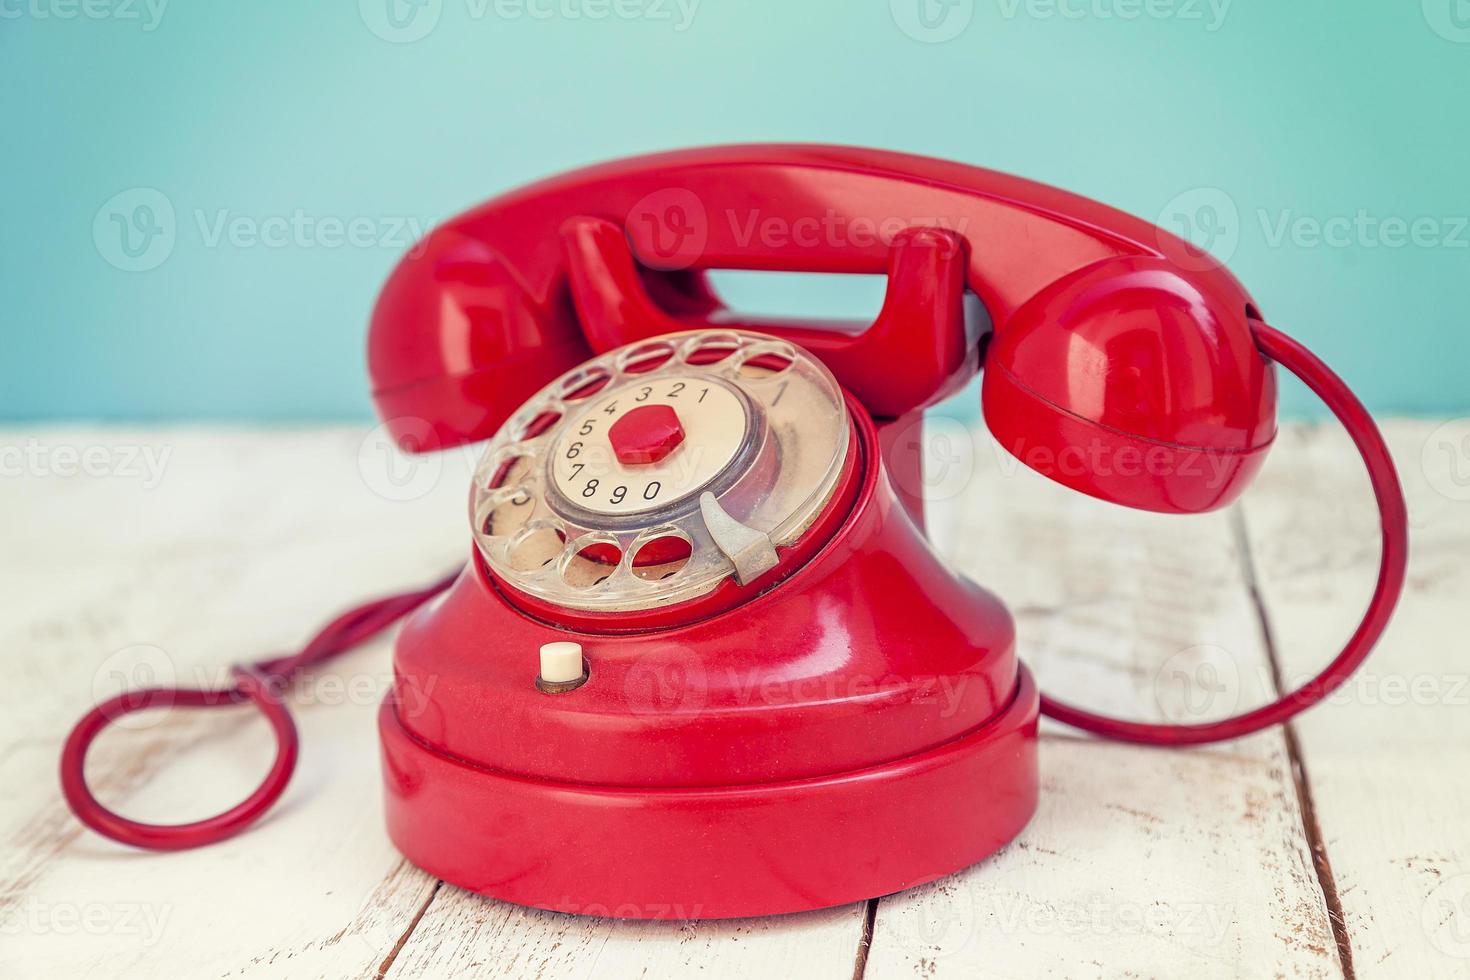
[981,255,1276,514]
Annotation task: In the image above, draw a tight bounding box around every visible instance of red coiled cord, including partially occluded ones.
[1039,321,1409,744]
[59,571,458,850]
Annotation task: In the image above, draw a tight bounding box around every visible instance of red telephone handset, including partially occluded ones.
[370,146,1282,513]
[63,148,1407,914]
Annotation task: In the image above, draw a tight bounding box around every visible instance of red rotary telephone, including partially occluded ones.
[61,146,1408,918]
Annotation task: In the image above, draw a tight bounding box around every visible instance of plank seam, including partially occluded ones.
[375,878,443,980]
[850,898,877,980]
[1232,506,1357,980]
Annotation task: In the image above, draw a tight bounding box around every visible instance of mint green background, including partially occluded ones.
[3,1,1466,421]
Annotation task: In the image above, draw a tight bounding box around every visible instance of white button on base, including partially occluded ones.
[537,641,587,693]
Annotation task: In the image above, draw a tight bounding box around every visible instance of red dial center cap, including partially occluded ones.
[607,404,685,465]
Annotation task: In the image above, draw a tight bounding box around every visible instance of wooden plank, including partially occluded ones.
[382,889,867,980]
[864,419,1342,979]
[1238,419,1470,977]
[0,427,467,979]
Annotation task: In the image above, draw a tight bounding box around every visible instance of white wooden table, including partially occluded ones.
[2,419,1464,979]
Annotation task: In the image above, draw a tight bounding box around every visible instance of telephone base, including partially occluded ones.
[378,667,1039,919]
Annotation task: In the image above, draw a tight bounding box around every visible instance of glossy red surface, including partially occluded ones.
[606,403,684,465]
[379,666,1037,919]
[367,144,1254,447]
[981,256,1276,513]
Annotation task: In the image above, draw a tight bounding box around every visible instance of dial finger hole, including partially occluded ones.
[558,365,613,401]
[479,485,536,537]
[681,332,743,366]
[484,451,533,490]
[735,341,797,380]
[630,532,693,582]
[508,520,568,571]
[516,409,562,440]
[563,537,624,589]
[616,340,676,374]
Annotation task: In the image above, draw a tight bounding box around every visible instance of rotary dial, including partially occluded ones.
[469,330,849,612]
